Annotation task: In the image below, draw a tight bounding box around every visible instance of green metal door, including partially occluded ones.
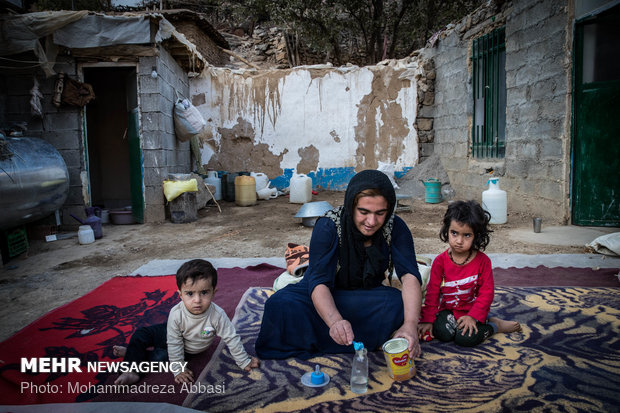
[572,4,620,226]
[128,107,145,224]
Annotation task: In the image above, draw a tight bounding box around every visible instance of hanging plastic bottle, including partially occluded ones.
[482,177,507,224]
[350,341,368,394]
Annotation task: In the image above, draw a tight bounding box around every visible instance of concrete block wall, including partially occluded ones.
[139,49,191,223]
[422,0,572,223]
[503,0,571,223]
[1,55,87,227]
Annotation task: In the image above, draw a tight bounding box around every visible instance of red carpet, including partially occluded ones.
[0,264,283,406]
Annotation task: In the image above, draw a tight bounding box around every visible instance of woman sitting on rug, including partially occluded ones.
[255,169,423,359]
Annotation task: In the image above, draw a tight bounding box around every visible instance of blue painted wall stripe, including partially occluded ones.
[271,167,414,191]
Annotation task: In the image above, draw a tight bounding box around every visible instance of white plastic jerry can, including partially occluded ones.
[289,173,313,204]
[482,178,507,224]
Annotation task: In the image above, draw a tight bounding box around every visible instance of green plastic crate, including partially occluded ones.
[6,227,28,257]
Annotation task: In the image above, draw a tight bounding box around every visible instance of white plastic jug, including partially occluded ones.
[290,173,313,204]
[250,172,269,191]
[257,186,278,200]
[78,225,95,244]
[204,171,222,201]
[482,178,507,224]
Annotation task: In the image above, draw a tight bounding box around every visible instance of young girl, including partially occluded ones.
[418,200,520,347]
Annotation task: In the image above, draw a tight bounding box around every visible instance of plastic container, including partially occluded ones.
[250,172,269,191]
[423,179,442,203]
[350,341,368,394]
[204,171,222,201]
[257,186,278,200]
[78,225,95,245]
[110,208,135,225]
[100,209,110,224]
[84,207,103,239]
[482,177,507,224]
[70,209,102,239]
[235,175,257,206]
[290,173,312,204]
[222,172,239,202]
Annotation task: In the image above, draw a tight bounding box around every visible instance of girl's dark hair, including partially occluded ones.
[439,200,492,251]
[176,259,218,290]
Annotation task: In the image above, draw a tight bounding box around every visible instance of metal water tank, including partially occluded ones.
[0,136,70,230]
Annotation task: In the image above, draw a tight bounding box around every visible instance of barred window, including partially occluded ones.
[472,27,506,158]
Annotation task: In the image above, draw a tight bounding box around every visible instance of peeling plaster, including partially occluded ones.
[211,117,284,177]
[191,60,419,188]
[354,68,415,170]
[297,145,319,174]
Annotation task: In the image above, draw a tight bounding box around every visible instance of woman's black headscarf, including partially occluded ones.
[323,169,396,289]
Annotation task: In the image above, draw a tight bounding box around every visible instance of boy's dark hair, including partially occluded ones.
[439,200,492,251]
[176,259,218,290]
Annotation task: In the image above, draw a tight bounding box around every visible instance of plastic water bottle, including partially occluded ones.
[350,341,368,394]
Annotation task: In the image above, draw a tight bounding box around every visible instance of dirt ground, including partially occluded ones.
[0,191,586,342]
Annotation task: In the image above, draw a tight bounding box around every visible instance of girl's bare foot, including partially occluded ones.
[112,345,127,358]
[114,372,140,385]
[489,317,522,333]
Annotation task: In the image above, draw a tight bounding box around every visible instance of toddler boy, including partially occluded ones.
[114,259,260,384]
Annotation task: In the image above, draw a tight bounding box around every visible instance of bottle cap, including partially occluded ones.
[353,341,364,351]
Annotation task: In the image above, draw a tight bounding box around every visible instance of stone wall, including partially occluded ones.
[412,55,436,164]
[223,25,360,69]
[420,0,572,223]
[139,48,191,223]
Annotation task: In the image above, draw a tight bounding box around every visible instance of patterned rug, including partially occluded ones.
[186,286,620,412]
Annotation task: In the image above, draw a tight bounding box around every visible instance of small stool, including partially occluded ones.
[395,194,412,213]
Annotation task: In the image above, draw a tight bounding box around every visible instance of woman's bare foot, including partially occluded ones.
[489,317,522,333]
[114,372,140,385]
[112,345,127,358]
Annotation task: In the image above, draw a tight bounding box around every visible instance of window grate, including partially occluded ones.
[472,27,506,158]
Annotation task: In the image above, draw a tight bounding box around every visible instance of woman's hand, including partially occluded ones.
[457,315,478,337]
[393,322,421,358]
[329,319,354,346]
[312,284,354,345]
